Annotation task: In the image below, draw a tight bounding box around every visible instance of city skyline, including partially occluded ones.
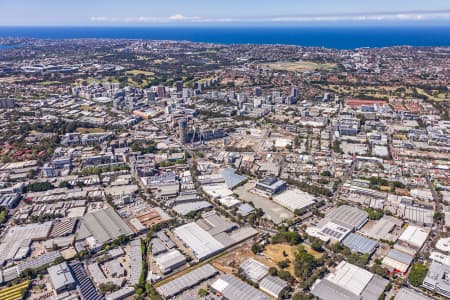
[1,0,450,26]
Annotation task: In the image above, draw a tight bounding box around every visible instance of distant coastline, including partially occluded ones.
[0,26,449,49]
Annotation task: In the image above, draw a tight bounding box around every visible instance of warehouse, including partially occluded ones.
[398,225,430,249]
[320,205,368,230]
[128,239,143,285]
[48,262,76,294]
[157,264,218,299]
[361,216,403,241]
[76,207,133,245]
[221,168,247,189]
[240,258,269,283]
[0,221,53,266]
[382,249,413,273]
[0,193,20,208]
[273,189,316,212]
[202,183,233,199]
[50,218,77,238]
[394,288,431,300]
[173,201,212,216]
[311,261,388,300]
[173,222,224,261]
[154,249,186,274]
[259,275,288,299]
[210,274,271,300]
[342,233,378,255]
[318,221,352,242]
[105,287,135,300]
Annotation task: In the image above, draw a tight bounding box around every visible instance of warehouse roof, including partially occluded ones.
[312,261,387,300]
[394,288,432,300]
[326,261,373,296]
[322,205,368,230]
[361,275,389,300]
[173,222,224,261]
[157,264,218,298]
[259,275,288,298]
[48,262,75,292]
[386,249,413,266]
[398,225,430,248]
[210,274,271,300]
[154,249,186,273]
[273,189,316,212]
[221,168,247,189]
[342,233,378,254]
[311,279,361,300]
[77,207,133,244]
[240,258,269,282]
[173,201,212,216]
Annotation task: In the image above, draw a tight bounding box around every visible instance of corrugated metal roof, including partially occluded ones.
[386,249,413,265]
[342,233,378,254]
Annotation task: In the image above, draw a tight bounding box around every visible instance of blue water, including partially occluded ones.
[0,26,449,49]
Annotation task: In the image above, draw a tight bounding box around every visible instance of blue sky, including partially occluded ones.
[1,0,450,26]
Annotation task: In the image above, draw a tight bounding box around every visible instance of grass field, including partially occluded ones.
[38,81,61,86]
[75,127,105,133]
[262,60,337,72]
[263,243,324,279]
[126,69,154,76]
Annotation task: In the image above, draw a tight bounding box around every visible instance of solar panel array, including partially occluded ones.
[70,261,104,300]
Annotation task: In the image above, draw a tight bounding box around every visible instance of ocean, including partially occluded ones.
[0,26,449,49]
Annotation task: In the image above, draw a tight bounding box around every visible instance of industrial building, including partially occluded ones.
[173,222,225,261]
[157,264,218,299]
[259,275,288,299]
[210,274,271,300]
[154,249,186,274]
[311,261,388,300]
[320,205,368,230]
[76,207,133,245]
[361,216,403,242]
[255,176,286,195]
[173,211,257,261]
[221,168,247,189]
[273,189,316,212]
[0,221,53,266]
[394,288,431,300]
[105,287,135,300]
[47,262,76,294]
[398,225,430,249]
[128,239,143,285]
[422,261,450,298]
[240,258,269,283]
[382,249,414,273]
[342,233,378,255]
[70,261,103,300]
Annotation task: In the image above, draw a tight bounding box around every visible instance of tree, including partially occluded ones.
[198,288,208,297]
[251,243,264,254]
[311,241,323,252]
[408,263,428,287]
[366,208,384,220]
[292,292,316,300]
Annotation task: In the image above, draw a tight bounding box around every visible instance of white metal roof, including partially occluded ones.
[174,222,224,260]
[326,261,373,296]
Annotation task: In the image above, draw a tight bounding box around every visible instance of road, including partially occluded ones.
[426,174,442,232]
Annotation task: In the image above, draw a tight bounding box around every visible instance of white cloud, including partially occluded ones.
[168,14,200,21]
[90,10,450,24]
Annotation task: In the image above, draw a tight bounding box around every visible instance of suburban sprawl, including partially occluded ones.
[0,38,449,300]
